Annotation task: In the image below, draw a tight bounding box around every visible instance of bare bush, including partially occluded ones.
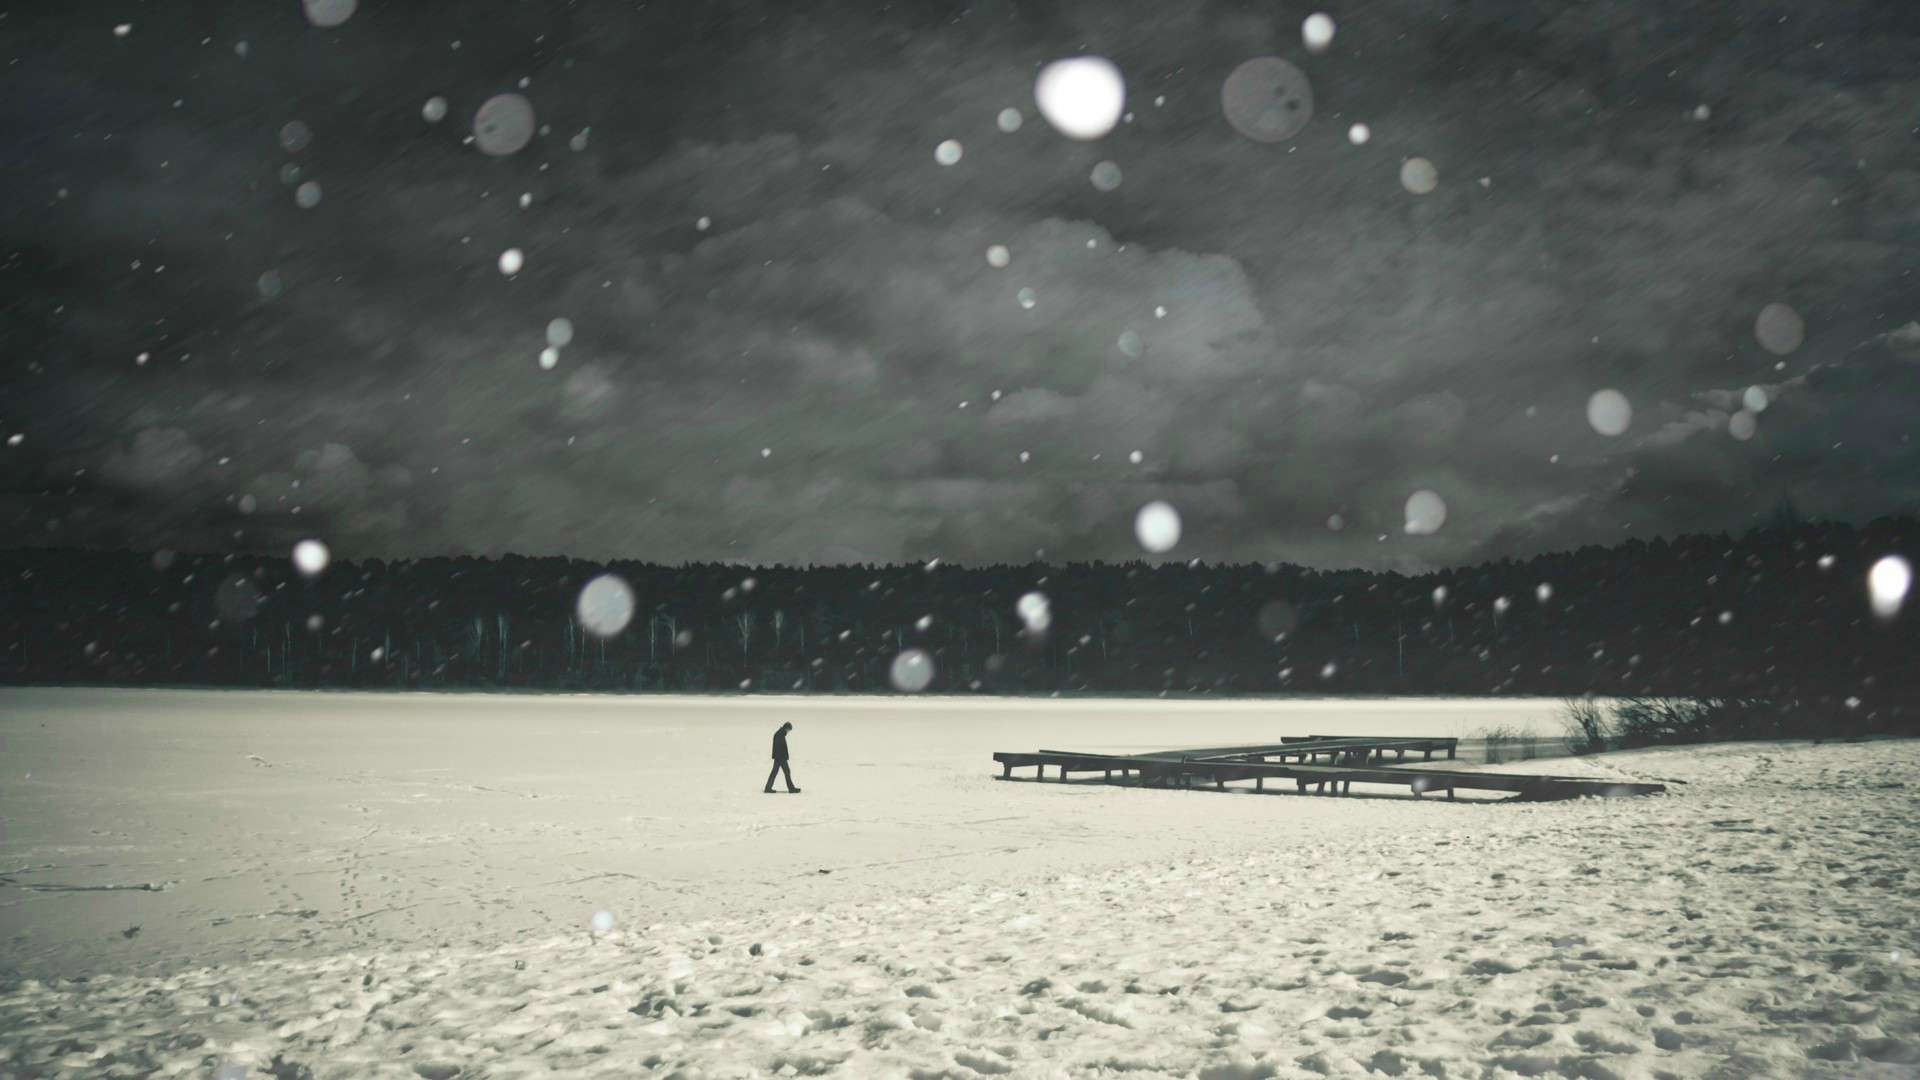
[1610,696,1794,747]
[1476,723,1522,764]
[1562,697,1611,755]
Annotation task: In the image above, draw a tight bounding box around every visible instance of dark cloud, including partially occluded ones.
[2,0,1917,568]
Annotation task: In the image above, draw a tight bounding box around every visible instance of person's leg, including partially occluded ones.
[764,761,780,792]
[781,761,798,792]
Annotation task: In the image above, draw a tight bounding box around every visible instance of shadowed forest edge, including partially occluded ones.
[2,517,1915,743]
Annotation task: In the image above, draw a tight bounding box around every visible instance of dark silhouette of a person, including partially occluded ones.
[764,721,800,793]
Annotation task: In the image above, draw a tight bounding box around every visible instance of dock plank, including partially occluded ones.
[991,746,1663,800]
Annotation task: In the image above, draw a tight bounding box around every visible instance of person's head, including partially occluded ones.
[781,722,793,733]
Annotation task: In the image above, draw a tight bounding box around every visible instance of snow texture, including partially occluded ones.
[0,689,1914,1078]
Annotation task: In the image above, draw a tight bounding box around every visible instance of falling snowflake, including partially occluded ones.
[1587,389,1632,436]
[302,0,358,28]
[1754,303,1805,355]
[1034,56,1125,140]
[1400,157,1439,195]
[1302,13,1336,52]
[291,539,330,577]
[1018,592,1052,633]
[1135,501,1181,553]
[1868,556,1911,619]
[576,575,635,637]
[1221,58,1313,143]
[890,648,935,692]
[473,94,536,156]
[1403,490,1447,535]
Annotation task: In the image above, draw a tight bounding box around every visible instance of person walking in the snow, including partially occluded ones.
[764,721,800,793]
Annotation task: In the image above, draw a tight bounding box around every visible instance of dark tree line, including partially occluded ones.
[1,518,1915,731]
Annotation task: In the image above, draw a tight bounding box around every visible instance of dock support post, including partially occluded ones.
[1448,744,1456,760]
[1003,762,1012,778]
[1104,768,1111,781]
[1255,777,1264,792]
[1216,776,1225,790]
[1446,788,1456,801]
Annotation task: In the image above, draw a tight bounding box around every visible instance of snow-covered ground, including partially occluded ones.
[1,689,1915,1078]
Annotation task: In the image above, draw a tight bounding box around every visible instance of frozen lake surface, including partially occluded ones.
[2,689,1914,1078]
[0,688,1561,978]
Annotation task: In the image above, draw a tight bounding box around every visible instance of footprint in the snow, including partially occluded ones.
[1064,997,1134,1028]
[1574,1030,1639,1054]
[1490,1027,1553,1049]
[1543,987,1608,1011]
[952,1051,1013,1075]
[768,1051,848,1076]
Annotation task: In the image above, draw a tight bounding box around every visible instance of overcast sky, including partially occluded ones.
[2,0,1917,569]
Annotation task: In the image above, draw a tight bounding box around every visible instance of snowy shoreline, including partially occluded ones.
[3,741,1915,1077]
[0,684,1615,707]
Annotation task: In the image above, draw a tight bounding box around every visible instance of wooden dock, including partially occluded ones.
[992,736,1664,801]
